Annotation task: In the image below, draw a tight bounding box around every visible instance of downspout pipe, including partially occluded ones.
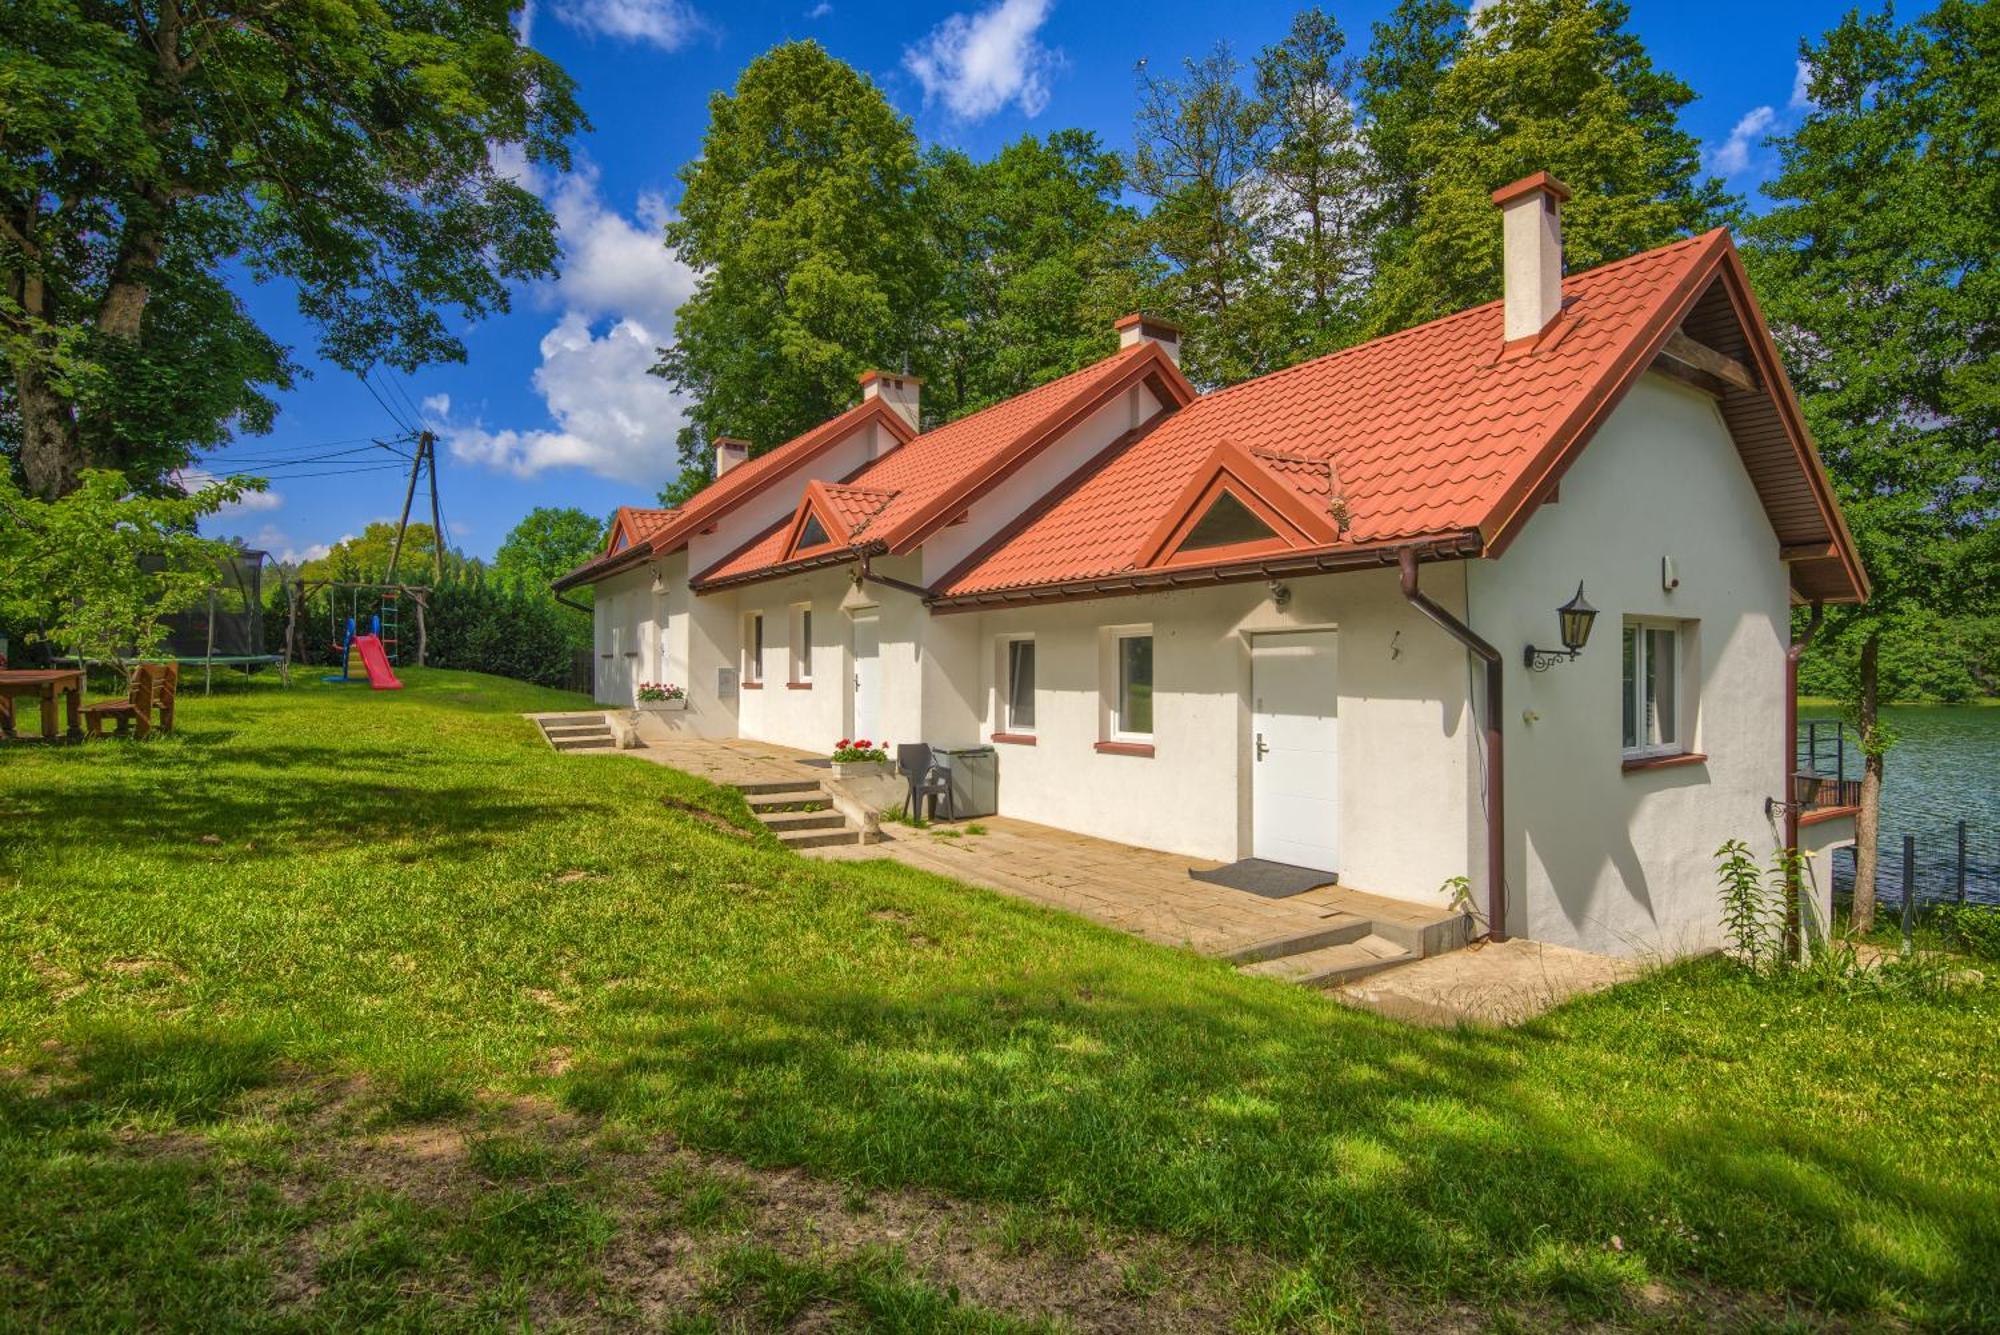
[553,589,594,618]
[1398,546,1508,943]
[1781,599,1825,960]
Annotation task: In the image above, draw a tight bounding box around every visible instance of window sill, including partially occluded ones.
[741,681,763,690]
[1621,751,1705,773]
[786,681,812,690]
[1094,740,1155,758]
[991,732,1036,746]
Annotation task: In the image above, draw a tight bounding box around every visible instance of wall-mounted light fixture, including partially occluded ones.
[1267,580,1292,609]
[1523,582,1598,671]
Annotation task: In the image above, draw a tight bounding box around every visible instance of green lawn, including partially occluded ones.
[1,670,1995,1330]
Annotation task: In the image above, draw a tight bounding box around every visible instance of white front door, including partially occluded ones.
[850,613,881,742]
[1251,630,1340,872]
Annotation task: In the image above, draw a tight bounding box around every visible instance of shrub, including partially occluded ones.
[1932,903,2000,961]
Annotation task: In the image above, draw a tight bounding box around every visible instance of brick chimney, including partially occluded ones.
[713,436,750,478]
[859,370,921,431]
[1115,312,1182,366]
[1491,172,1571,343]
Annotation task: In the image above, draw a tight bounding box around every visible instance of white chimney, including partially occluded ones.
[713,436,750,477]
[859,370,921,431]
[1491,172,1571,343]
[1115,312,1182,366]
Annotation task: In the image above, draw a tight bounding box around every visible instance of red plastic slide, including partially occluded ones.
[352,633,404,691]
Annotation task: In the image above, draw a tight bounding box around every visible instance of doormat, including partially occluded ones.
[1188,859,1337,899]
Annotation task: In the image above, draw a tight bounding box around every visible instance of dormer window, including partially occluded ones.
[796,512,831,550]
[1179,490,1277,551]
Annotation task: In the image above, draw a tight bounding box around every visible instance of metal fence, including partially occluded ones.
[1800,720,1998,910]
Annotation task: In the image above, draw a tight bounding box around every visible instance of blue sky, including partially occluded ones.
[197,0,1845,566]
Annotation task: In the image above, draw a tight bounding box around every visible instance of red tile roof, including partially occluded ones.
[553,396,914,589]
[694,341,1193,587]
[935,229,1865,605]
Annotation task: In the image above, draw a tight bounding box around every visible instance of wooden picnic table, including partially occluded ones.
[0,669,85,742]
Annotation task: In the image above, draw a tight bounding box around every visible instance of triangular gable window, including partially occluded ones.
[796,512,832,550]
[1178,490,1276,552]
[610,528,629,552]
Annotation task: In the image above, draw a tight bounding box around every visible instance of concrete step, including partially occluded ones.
[1237,934,1413,988]
[778,828,864,850]
[737,779,827,796]
[1220,914,1373,964]
[545,725,612,741]
[759,811,848,833]
[748,794,832,814]
[549,735,616,751]
[540,714,608,727]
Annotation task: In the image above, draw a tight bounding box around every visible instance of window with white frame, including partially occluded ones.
[1111,628,1154,739]
[999,636,1036,734]
[1622,618,1689,758]
[789,604,813,683]
[743,612,764,685]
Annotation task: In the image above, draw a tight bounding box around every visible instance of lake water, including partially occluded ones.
[1800,704,2000,908]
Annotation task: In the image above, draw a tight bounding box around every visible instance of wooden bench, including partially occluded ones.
[81,663,179,740]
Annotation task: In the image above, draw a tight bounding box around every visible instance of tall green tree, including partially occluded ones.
[654,42,927,482]
[494,506,606,595]
[1253,9,1374,359]
[1,1,582,499]
[919,131,1145,419]
[1129,45,1286,387]
[1358,0,1466,257]
[1363,0,1726,335]
[1744,0,2000,932]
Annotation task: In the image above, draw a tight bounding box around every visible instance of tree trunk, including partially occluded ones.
[1851,630,1882,935]
[16,357,79,500]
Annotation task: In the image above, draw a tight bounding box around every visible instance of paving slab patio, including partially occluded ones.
[1333,937,1648,1027]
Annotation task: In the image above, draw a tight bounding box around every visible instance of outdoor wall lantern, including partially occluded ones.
[1523,582,1598,671]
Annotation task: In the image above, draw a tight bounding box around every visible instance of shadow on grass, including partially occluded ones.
[562,959,1999,1323]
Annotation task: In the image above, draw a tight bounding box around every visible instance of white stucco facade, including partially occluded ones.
[586,369,1835,959]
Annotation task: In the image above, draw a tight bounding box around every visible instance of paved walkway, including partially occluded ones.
[568,720,1453,960]
[1334,938,1647,1027]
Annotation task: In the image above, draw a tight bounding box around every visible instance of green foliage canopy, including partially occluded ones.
[0,467,253,669]
[1361,0,1726,335]
[653,42,928,477]
[1747,0,2000,703]
[494,506,606,595]
[1,0,583,498]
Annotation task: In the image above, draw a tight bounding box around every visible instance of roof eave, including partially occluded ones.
[929,531,1484,614]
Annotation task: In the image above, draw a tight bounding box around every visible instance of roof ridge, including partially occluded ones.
[904,342,1148,444]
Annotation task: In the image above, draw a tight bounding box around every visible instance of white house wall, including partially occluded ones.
[1468,372,1794,958]
[960,565,1478,906]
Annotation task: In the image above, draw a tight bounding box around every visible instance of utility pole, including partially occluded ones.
[384,430,438,588]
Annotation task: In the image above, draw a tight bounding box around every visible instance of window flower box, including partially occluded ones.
[635,682,686,713]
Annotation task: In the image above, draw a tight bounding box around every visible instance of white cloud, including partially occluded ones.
[174,469,284,515]
[807,2,831,15]
[242,524,335,566]
[550,0,704,49]
[434,161,696,487]
[1708,104,1777,177]
[904,0,1061,120]
[1789,59,1815,111]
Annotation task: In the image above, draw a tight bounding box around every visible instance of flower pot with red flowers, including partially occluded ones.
[830,738,893,780]
[634,682,687,714]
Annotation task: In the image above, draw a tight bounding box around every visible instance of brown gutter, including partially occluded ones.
[1780,599,1824,960]
[691,540,888,593]
[930,531,1484,614]
[857,555,931,601]
[1396,545,1507,943]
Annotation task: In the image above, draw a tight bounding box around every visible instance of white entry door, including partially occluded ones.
[1251,631,1340,872]
[850,613,881,742]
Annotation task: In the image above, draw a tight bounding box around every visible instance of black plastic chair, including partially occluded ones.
[897,743,953,822]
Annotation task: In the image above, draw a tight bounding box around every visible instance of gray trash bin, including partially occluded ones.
[932,744,998,819]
